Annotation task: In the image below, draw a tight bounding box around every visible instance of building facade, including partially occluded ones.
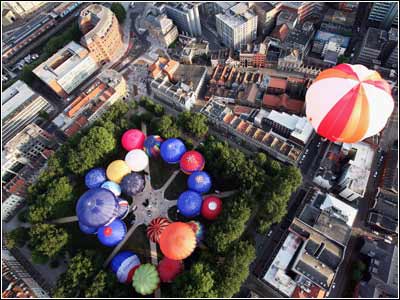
[2,81,54,145]
[368,2,398,30]
[79,4,124,63]
[216,3,258,50]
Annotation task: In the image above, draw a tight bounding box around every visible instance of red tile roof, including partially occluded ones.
[292,285,326,298]
[263,93,304,114]
[268,77,288,90]
[271,24,289,42]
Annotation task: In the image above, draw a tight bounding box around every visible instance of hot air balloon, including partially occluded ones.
[97,219,127,247]
[201,196,222,220]
[187,221,204,244]
[157,257,183,283]
[117,198,129,220]
[159,222,196,260]
[305,64,394,143]
[111,251,141,284]
[180,150,205,174]
[120,173,145,197]
[101,181,122,197]
[79,221,97,234]
[125,149,149,172]
[106,160,131,184]
[76,188,119,228]
[177,190,203,218]
[85,168,107,189]
[147,217,170,243]
[144,135,163,157]
[121,129,146,151]
[160,138,187,164]
[187,171,212,194]
[132,264,160,295]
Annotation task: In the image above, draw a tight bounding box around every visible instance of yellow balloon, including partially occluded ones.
[106,160,130,184]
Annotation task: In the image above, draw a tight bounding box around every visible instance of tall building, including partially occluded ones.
[33,41,99,97]
[368,2,398,30]
[216,3,258,50]
[355,27,386,66]
[1,81,54,145]
[157,3,202,37]
[2,1,45,18]
[146,14,179,47]
[79,4,124,63]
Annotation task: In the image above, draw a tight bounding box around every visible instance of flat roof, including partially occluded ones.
[314,30,350,48]
[319,193,358,227]
[216,3,256,28]
[2,80,39,121]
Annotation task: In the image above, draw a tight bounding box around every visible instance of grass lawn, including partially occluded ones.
[149,157,178,189]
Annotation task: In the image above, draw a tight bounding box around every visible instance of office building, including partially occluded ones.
[1,81,54,145]
[320,8,356,35]
[52,69,127,137]
[336,142,375,201]
[239,43,267,67]
[297,2,325,22]
[33,41,99,97]
[312,30,350,57]
[283,22,315,59]
[359,239,398,298]
[368,2,398,30]
[157,3,202,37]
[216,3,258,49]
[146,14,179,48]
[79,4,124,63]
[2,194,24,222]
[355,27,386,67]
[181,39,209,64]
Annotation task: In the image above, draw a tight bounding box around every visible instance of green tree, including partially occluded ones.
[84,271,109,298]
[156,115,181,138]
[29,224,69,259]
[177,111,208,138]
[171,263,217,298]
[110,3,126,23]
[6,227,29,249]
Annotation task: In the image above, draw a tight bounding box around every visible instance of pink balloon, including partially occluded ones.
[121,129,146,151]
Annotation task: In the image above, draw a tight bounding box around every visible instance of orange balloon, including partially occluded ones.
[159,222,196,260]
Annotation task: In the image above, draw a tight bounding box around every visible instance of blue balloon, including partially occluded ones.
[101,181,121,197]
[110,250,138,273]
[97,219,127,247]
[79,221,97,234]
[160,138,187,164]
[117,198,129,220]
[120,173,144,197]
[85,168,107,189]
[76,188,119,228]
[177,190,203,218]
[187,171,212,194]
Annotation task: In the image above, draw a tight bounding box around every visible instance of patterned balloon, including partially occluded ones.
[147,217,171,243]
[111,251,141,284]
[120,173,145,197]
[132,264,160,295]
[179,150,205,175]
[144,135,163,157]
[157,257,183,283]
[117,198,129,220]
[187,221,204,244]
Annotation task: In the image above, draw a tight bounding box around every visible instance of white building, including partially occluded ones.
[336,142,375,201]
[146,14,179,47]
[2,1,45,18]
[2,194,24,221]
[1,80,54,146]
[157,2,202,36]
[216,3,258,49]
[33,41,99,97]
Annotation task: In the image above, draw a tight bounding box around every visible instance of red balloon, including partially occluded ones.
[157,257,183,283]
[159,222,196,260]
[201,196,222,220]
[180,150,205,174]
[121,129,146,151]
[147,217,170,243]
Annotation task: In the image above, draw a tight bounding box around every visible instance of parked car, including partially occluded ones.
[267,230,273,237]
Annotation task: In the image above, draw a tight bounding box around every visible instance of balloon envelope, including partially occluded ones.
[76,188,119,228]
[120,173,145,197]
[106,160,130,184]
[101,181,121,197]
[147,217,170,243]
[180,150,205,174]
[85,168,107,189]
[121,129,146,151]
[97,219,127,247]
[111,251,141,284]
[187,171,212,194]
[160,138,186,164]
[187,221,204,244]
[132,264,160,295]
[201,196,222,220]
[158,257,183,283]
[125,149,149,172]
[79,221,97,234]
[117,198,129,220]
[177,190,203,218]
[144,135,163,157]
[305,64,394,143]
[159,222,196,260]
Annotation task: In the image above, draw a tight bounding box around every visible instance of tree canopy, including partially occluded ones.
[110,3,126,23]
[29,224,69,260]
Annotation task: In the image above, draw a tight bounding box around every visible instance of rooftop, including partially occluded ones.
[373,189,398,220]
[216,3,256,28]
[2,80,41,121]
[314,30,350,48]
[364,27,387,51]
[172,64,207,92]
[322,8,356,27]
[263,93,304,114]
[80,4,114,43]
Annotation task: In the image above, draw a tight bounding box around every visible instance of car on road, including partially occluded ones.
[373,171,378,178]
[267,230,273,237]
[372,230,380,236]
